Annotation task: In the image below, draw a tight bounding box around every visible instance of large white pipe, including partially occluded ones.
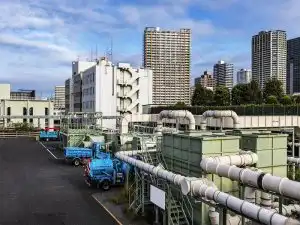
[180,178,299,225]
[201,110,239,130]
[288,142,300,147]
[202,152,258,167]
[200,160,300,201]
[115,151,300,225]
[157,110,196,131]
[288,157,300,165]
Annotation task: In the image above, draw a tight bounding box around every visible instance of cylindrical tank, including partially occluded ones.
[89,158,114,176]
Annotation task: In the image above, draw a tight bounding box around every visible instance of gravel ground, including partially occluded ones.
[0,137,119,225]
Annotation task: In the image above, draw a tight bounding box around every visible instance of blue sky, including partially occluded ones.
[0,0,299,97]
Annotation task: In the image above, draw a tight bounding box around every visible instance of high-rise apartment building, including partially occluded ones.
[65,79,71,113]
[194,71,214,90]
[143,27,191,105]
[54,86,65,110]
[213,61,234,89]
[287,37,300,94]
[252,30,287,93]
[237,69,252,84]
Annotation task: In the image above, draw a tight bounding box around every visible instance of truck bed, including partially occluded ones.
[64,147,93,158]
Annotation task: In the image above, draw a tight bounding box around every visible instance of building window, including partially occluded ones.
[23,107,27,115]
[45,107,49,115]
[29,118,33,124]
[23,118,27,123]
[29,107,33,115]
[7,107,11,115]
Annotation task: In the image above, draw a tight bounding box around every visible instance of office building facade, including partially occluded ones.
[237,69,252,84]
[54,86,65,110]
[213,61,234,89]
[287,37,300,94]
[194,71,214,90]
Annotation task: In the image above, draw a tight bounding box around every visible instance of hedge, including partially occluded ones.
[148,105,300,116]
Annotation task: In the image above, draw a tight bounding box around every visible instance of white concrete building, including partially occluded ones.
[81,57,153,129]
[71,60,97,112]
[0,84,54,128]
[237,69,252,84]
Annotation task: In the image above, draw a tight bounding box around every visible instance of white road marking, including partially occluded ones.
[38,141,58,159]
[92,194,123,225]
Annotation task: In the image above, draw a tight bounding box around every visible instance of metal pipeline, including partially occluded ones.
[115,151,300,225]
[201,110,239,130]
[200,159,300,201]
[288,157,300,165]
[180,178,299,225]
[156,110,196,132]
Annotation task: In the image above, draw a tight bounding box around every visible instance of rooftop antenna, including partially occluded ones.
[110,36,113,63]
[95,45,98,61]
[90,48,93,62]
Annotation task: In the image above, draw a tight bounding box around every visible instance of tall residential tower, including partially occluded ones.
[143,27,191,105]
[237,69,252,84]
[252,30,287,93]
[287,37,300,94]
[213,61,234,90]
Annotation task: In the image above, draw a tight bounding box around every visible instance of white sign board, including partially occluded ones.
[150,185,165,210]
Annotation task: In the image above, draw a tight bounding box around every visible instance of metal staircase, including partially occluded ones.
[128,134,192,225]
[127,98,139,111]
[156,135,192,225]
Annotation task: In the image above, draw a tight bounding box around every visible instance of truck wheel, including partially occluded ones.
[101,180,111,191]
[73,158,80,167]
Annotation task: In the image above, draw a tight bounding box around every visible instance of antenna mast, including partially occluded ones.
[95,45,98,61]
[110,36,113,63]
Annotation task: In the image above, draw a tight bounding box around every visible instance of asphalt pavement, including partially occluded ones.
[0,137,119,225]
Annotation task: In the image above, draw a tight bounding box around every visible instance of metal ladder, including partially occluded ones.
[156,135,192,225]
[128,135,156,214]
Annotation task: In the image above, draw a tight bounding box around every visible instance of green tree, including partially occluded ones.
[231,84,249,105]
[247,80,263,104]
[280,95,293,105]
[191,84,214,106]
[266,95,279,104]
[214,85,230,106]
[292,95,300,104]
[263,78,284,101]
[175,102,186,107]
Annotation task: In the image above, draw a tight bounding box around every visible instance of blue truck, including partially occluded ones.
[84,155,128,190]
[64,142,107,166]
[39,127,61,141]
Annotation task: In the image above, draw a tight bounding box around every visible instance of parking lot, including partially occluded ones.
[0,137,119,225]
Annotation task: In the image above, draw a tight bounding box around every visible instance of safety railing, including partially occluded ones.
[0,131,39,138]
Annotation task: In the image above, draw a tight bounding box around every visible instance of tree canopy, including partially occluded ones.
[264,78,284,101]
[191,84,214,106]
[266,95,279,104]
[214,86,230,106]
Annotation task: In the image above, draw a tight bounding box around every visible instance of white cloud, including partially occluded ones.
[0,0,300,94]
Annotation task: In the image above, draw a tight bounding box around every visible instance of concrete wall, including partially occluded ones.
[0,99,54,128]
[120,114,300,133]
[0,84,11,99]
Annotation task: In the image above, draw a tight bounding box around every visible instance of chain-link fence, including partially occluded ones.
[148,105,300,116]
